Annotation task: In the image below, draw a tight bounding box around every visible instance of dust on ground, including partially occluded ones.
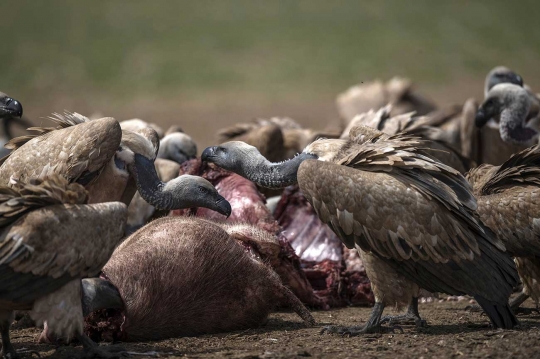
[11,299,540,359]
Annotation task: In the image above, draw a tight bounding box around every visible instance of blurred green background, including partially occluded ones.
[1,0,539,147]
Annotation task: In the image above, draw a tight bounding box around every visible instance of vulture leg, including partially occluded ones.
[509,292,539,315]
[0,310,34,359]
[380,297,427,327]
[0,312,17,359]
[321,302,403,336]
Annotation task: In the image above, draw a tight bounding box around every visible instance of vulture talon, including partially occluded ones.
[380,298,427,328]
[513,307,540,316]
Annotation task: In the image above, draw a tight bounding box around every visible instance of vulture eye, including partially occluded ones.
[198,187,209,194]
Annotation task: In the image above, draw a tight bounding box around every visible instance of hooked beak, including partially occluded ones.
[215,196,232,218]
[201,146,217,162]
[513,74,524,87]
[0,97,23,118]
[475,107,489,128]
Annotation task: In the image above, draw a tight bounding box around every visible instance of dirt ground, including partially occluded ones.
[10,298,540,359]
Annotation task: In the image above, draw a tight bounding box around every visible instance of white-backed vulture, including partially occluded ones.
[341,106,473,173]
[336,77,437,125]
[218,117,340,162]
[465,67,539,165]
[120,118,165,139]
[126,158,181,233]
[467,145,540,312]
[157,132,197,164]
[0,175,127,358]
[0,112,231,216]
[484,66,524,98]
[202,126,519,334]
[0,92,26,158]
[80,217,314,341]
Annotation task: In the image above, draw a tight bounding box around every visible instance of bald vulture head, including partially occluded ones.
[484,66,524,97]
[202,141,318,189]
[0,92,24,141]
[157,132,197,164]
[116,130,230,216]
[0,93,23,120]
[476,83,537,145]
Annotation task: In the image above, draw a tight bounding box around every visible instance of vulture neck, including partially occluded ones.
[241,152,318,188]
[128,153,190,210]
[499,100,536,144]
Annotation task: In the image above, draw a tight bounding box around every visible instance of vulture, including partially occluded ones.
[341,105,473,173]
[0,174,127,358]
[336,77,437,125]
[467,145,540,312]
[218,117,340,163]
[476,83,540,146]
[0,112,231,216]
[202,126,519,334]
[157,131,197,164]
[126,158,181,234]
[81,217,315,341]
[0,93,25,158]
[468,67,539,165]
[120,118,165,139]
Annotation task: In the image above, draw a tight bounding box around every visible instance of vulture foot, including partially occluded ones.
[512,306,540,316]
[320,302,403,337]
[380,298,427,327]
[509,292,537,315]
[380,313,426,328]
[1,348,40,359]
[320,323,402,337]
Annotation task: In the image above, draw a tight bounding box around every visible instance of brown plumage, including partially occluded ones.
[84,217,314,341]
[218,117,339,162]
[0,112,232,216]
[467,145,540,309]
[0,174,127,358]
[341,106,473,173]
[202,125,519,333]
[336,77,436,125]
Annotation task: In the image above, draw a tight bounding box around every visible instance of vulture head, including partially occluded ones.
[476,83,537,145]
[157,132,197,164]
[202,141,317,189]
[484,66,523,97]
[0,92,24,139]
[119,129,231,216]
[0,93,23,120]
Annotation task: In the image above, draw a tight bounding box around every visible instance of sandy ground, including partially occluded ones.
[10,299,540,359]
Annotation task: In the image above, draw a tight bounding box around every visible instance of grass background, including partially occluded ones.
[2,0,539,147]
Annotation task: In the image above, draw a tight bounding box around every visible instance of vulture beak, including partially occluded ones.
[513,74,524,87]
[475,107,489,128]
[1,97,23,118]
[215,196,232,218]
[201,146,216,162]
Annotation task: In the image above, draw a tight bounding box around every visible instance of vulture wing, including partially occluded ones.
[468,145,540,257]
[0,115,122,185]
[0,176,126,309]
[297,133,518,313]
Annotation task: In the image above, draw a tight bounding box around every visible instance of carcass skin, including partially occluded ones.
[274,185,374,307]
[84,217,314,342]
[171,159,325,308]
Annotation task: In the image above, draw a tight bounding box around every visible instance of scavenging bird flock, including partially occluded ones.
[1,66,540,358]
